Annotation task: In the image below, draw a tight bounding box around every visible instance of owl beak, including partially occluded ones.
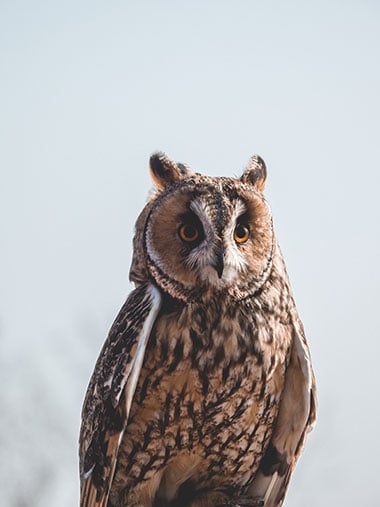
[212,249,224,279]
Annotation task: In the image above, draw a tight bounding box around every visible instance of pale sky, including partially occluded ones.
[1,1,380,505]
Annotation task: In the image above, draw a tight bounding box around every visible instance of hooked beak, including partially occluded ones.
[211,247,224,279]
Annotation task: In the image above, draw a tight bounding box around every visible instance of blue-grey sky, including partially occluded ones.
[1,1,379,506]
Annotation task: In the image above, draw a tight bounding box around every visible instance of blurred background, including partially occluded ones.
[1,1,379,505]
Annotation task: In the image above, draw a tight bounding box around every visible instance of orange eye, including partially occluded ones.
[234,224,250,244]
[179,224,199,242]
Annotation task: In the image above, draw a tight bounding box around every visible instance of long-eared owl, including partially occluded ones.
[79,152,316,507]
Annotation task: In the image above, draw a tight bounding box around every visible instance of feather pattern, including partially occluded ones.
[247,316,317,507]
[79,283,161,506]
[79,152,316,507]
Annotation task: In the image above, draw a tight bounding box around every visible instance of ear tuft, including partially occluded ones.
[149,152,193,189]
[240,154,267,192]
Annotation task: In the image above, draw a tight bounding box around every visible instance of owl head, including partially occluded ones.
[130,152,275,302]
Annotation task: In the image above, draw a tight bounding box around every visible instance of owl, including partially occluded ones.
[79,152,316,507]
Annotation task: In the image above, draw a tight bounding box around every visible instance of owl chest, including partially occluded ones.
[130,303,286,447]
[117,303,288,501]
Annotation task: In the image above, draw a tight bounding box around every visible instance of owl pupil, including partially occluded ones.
[236,225,247,238]
[179,223,200,243]
[184,225,195,238]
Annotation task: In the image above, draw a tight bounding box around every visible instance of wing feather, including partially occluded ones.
[79,283,161,507]
[248,317,317,507]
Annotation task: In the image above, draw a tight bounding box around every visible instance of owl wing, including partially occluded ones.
[248,317,317,507]
[79,283,161,507]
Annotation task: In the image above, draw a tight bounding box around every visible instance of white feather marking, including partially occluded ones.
[122,285,161,412]
[189,199,214,239]
[82,464,95,480]
[185,245,214,271]
[189,198,250,283]
[145,227,165,273]
[223,199,249,276]
[186,198,218,271]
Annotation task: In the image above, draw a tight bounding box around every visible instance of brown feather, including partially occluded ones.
[80,153,316,507]
[79,283,161,506]
[247,314,317,507]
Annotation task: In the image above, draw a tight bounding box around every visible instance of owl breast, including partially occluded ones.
[110,295,291,507]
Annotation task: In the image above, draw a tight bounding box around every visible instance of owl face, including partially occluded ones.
[141,154,274,302]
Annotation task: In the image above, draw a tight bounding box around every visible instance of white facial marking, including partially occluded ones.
[185,198,217,271]
[223,199,249,278]
[189,198,250,286]
[145,222,168,274]
[189,199,215,240]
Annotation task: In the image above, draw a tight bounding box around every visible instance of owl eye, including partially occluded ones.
[234,223,250,244]
[179,224,200,243]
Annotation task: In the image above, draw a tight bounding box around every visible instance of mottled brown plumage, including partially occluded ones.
[79,152,316,507]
